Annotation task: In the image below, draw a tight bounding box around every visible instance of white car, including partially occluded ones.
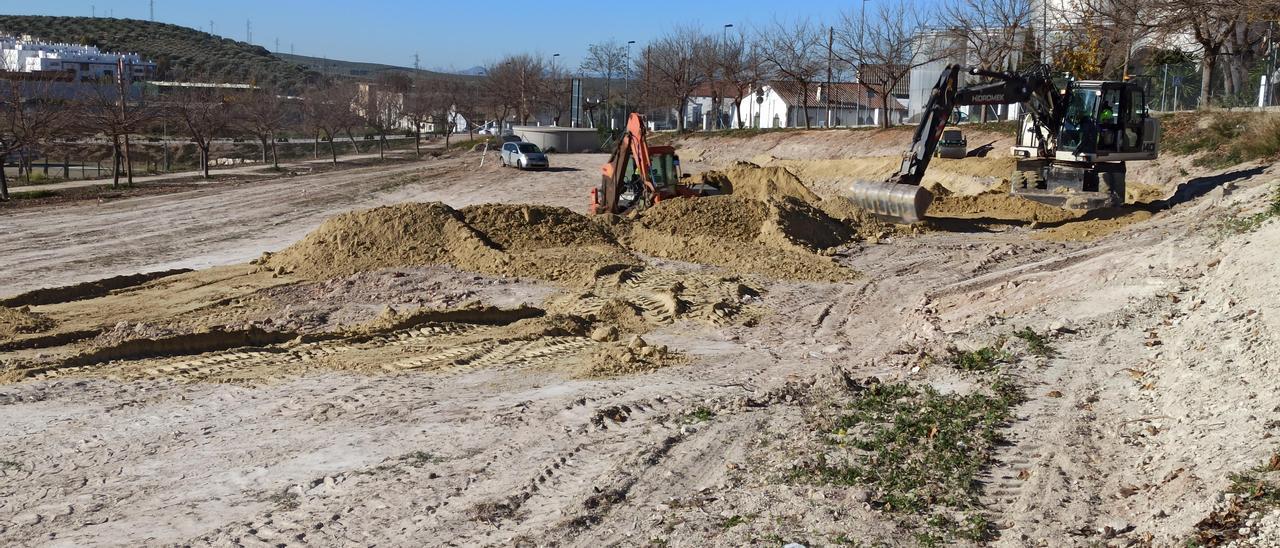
[500,141,549,169]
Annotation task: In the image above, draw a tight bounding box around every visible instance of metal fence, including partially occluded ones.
[1139,60,1279,112]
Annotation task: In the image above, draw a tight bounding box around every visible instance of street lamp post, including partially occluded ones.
[860,0,870,127]
[719,24,734,129]
[624,40,636,126]
[553,53,561,126]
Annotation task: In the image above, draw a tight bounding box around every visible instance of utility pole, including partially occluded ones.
[91,5,95,18]
[414,53,420,72]
[210,20,215,35]
[275,37,280,53]
[246,19,252,44]
[149,0,154,21]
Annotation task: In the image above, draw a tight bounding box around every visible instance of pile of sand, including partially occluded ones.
[694,162,890,241]
[268,203,638,284]
[0,306,53,341]
[924,183,1080,223]
[577,334,685,377]
[1032,209,1154,242]
[622,195,857,282]
[694,162,823,203]
[273,166,870,284]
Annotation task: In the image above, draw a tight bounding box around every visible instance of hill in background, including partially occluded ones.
[275,52,475,82]
[0,15,317,91]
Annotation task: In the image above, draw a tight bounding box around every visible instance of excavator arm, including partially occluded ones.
[851,64,1062,222]
[592,113,656,215]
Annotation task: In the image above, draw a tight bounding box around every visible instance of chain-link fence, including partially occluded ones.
[1137,59,1279,112]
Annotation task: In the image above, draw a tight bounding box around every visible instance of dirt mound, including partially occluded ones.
[763,197,857,250]
[268,202,638,284]
[461,204,617,252]
[691,162,888,241]
[577,335,686,377]
[1032,209,1154,241]
[0,307,54,340]
[695,162,822,203]
[633,196,768,243]
[925,184,1079,223]
[622,196,856,281]
[269,202,503,278]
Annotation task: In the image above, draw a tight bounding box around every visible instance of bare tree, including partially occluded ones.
[453,82,482,141]
[77,81,153,186]
[236,87,287,168]
[481,62,516,133]
[403,80,433,157]
[757,18,827,129]
[369,73,412,158]
[486,54,546,124]
[0,78,71,200]
[1150,0,1240,108]
[303,84,348,165]
[581,40,629,121]
[428,78,463,147]
[944,0,1035,120]
[716,34,769,128]
[541,63,573,127]
[166,87,235,178]
[643,26,714,131]
[836,1,939,127]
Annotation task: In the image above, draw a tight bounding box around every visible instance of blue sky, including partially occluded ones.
[6,0,866,70]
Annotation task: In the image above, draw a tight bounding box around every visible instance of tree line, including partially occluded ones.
[0,71,493,201]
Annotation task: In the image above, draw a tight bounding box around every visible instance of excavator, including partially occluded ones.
[850,64,1161,223]
[590,113,729,215]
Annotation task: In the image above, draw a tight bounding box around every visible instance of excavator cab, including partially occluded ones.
[1011,81,1161,209]
[1055,81,1160,162]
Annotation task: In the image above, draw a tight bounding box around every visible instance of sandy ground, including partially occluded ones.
[2,128,1279,547]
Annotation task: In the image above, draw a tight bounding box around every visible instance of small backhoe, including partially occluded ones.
[590,113,728,215]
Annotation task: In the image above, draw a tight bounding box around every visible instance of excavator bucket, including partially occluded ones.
[848,181,934,224]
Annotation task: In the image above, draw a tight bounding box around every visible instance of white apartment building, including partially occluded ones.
[0,34,155,82]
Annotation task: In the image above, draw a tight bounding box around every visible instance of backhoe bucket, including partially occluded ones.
[849,181,934,224]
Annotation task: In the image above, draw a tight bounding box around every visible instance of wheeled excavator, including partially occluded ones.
[590,113,729,215]
[850,64,1161,223]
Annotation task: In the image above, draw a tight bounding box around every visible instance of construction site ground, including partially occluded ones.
[2,127,1278,547]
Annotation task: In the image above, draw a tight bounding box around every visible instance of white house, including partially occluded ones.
[685,81,740,130]
[426,110,468,134]
[738,82,905,129]
[0,34,155,82]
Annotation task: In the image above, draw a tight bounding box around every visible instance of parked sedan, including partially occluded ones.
[500,141,549,170]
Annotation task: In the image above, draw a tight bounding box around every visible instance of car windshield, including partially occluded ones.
[517,144,541,153]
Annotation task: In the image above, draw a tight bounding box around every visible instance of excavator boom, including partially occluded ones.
[850,64,1064,223]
